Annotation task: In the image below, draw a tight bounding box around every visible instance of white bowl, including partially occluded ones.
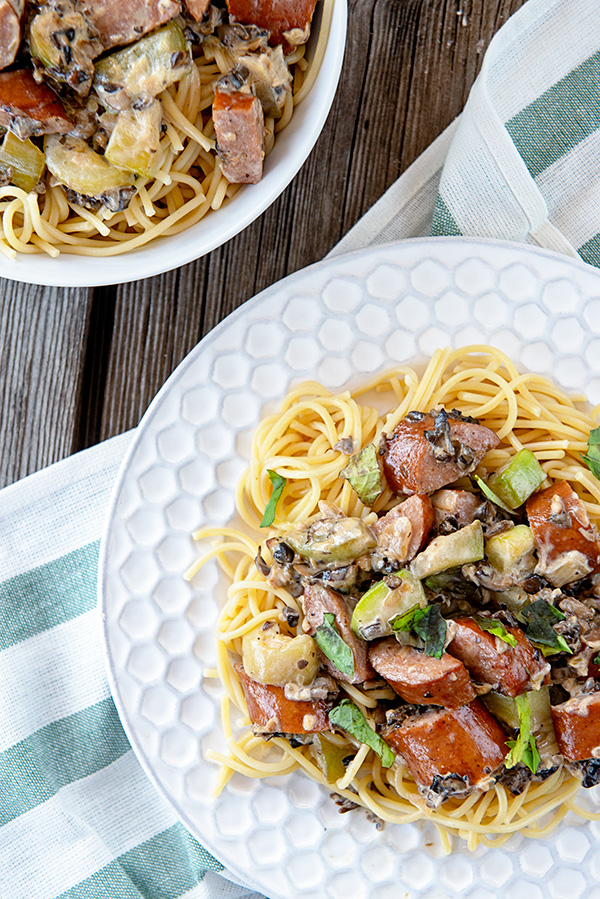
[0,1,347,288]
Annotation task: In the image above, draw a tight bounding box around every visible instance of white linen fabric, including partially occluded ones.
[2,0,599,895]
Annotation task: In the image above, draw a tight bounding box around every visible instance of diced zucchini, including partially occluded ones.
[340,444,382,508]
[495,586,530,612]
[483,687,558,760]
[44,135,135,196]
[312,734,348,783]
[486,449,546,510]
[94,22,192,107]
[0,132,45,193]
[284,517,376,567]
[105,100,162,178]
[485,525,536,575]
[410,520,484,580]
[242,626,319,687]
[482,691,521,730]
[351,570,426,640]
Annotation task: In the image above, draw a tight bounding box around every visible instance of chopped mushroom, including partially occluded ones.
[213,77,265,183]
[382,409,500,496]
[0,0,23,72]
[0,69,73,140]
[183,0,212,20]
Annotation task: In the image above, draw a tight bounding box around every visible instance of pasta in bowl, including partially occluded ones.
[189,346,600,851]
[0,0,345,285]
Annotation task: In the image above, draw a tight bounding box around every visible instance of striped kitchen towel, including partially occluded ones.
[3,0,600,895]
[334,0,600,265]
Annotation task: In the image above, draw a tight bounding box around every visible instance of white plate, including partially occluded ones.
[100,237,600,899]
[0,0,346,287]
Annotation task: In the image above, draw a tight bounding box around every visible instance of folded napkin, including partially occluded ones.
[2,0,599,896]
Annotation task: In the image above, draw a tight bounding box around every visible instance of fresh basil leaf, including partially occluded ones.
[518,599,571,655]
[328,699,394,768]
[582,425,600,480]
[505,693,540,772]
[260,470,286,528]
[391,604,447,659]
[313,613,355,679]
[390,603,421,632]
[473,615,517,647]
[412,604,447,659]
[339,444,383,507]
[473,474,512,513]
[594,651,600,666]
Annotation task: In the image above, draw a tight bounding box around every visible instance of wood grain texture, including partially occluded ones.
[0,0,529,488]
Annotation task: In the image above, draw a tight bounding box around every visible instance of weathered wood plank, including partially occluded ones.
[0,283,92,488]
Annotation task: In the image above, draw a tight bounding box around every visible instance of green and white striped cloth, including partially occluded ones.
[3,0,600,895]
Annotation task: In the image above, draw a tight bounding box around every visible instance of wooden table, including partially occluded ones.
[0,0,528,490]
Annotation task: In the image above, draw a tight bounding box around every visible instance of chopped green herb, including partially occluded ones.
[339,444,383,507]
[517,599,572,656]
[582,425,600,480]
[328,699,394,768]
[594,651,600,666]
[473,616,518,647]
[505,693,540,773]
[313,613,355,679]
[391,603,447,659]
[259,469,286,528]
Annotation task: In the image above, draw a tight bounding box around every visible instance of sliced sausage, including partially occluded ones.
[0,0,22,72]
[371,494,434,564]
[213,84,265,183]
[432,488,482,530]
[447,617,549,697]
[302,583,374,684]
[0,69,72,140]
[382,410,499,496]
[236,664,330,734]
[80,0,181,50]
[550,692,600,761]
[368,638,476,708]
[526,480,600,587]
[183,0,211,21]
[225,0,318,48]
[383,700,507,790]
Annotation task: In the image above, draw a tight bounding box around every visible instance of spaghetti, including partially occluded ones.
[0,0,333,259]
[188,345,600,850]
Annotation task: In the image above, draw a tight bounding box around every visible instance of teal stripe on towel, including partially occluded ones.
[0,697,130,826]
[0,541,100,650]
[429,195,462,237]
[57,823,223,899]
[506,50,600,177]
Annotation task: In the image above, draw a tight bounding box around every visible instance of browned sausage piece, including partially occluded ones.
[0,0,22,72]
[383,700,507,790]
[551,692,600,761]
[213,85,265,184]
[302,583,374,684]
[225,0,318,48]
[382,412,499,496]
[80,0,181,50]
[183,0,211,21]
[236,664,330,734]
[447,617,549,697]
[526,481,600,587]
[369,638,476,708]
[0,69,72,140]
[432,488,482,530]
[371,494,434,564]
